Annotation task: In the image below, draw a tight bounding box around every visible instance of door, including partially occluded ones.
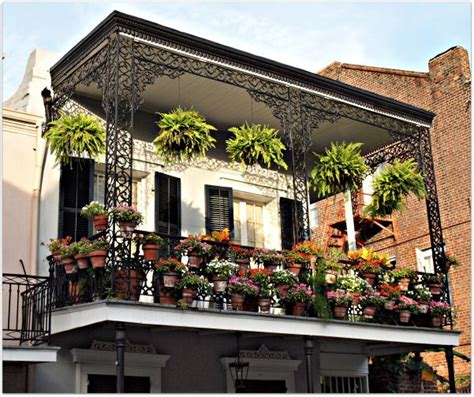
[87,374,151,393]
[236,379,287,393]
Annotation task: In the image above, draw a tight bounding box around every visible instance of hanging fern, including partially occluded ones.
[310,142,369,198]
[226,123,288,170]
[45,113,106,166]
[153,107,217,163]
[365,159,426,217]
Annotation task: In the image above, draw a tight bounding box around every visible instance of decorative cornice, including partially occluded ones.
[239,344,291,360]
[90,339,156,354]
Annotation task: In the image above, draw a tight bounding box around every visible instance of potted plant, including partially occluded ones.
[349,248,390,286]
[292,241,323,270]
[271,269,298,299]
[444,253,460,272]
[227,245,254,273]
[285,283,313,316]
[74,239,92,270]
[136,233,164,261]
[155,258,187,288]
[81,201,109,232]
[407,284,432,314]
[424,273,445,295]
[44,112,106,165]
[335,274,370,305]
[379,284,401,310]
[359,292,385,319]
[88,239,109,269]
[429,301,451,328]
[60,243,79,274]
[248,269,273,313]
[355,261,383,287]
[365,159,426,217]
[227,275,259,311]
[111,205,144,239]
[284,251,309,276]
[316,257,342,285]
[113,266,146,301]
[203,228,231,243]
[175,235,213,268]
[254,248,284,272]
[226,123,288,171]
[326,289,353,319]
[43,236,72,264]
[396,295,419,324]
[205,258,238,293]
[176,273,208,305]
[389,268,417,292]
[153,107,217,163]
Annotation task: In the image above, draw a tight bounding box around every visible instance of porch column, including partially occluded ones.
[303,337,314,393]
[445,346,457,393]
[115,322,126,393]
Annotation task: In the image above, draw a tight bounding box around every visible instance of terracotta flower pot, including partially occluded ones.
[363,305,377,319]
[236,258,250,274]
[118,221,137,239]
[398,277,411,292]
[325,270,338,285]
[188,251,204,268]
[92,214,108,232]
[162,272,179,288]
[292,301,305,316]
[212,276,228,293]
[399,310,411,323]
[231,293,245,311]
[277,284,290,299]
[418,301,429,314]
[334,305,348,319]
[384,299,396,310]
[287,263,302,276]
[429,283,442,295]
[362,272,376,287]
[243,297,259,312]
[61,258,76,274]
[113,269,145,301]
[52,252,62,264]
[182,288,197,305]
[74,253,89,270]
[258,297,272,313]
[142,244,160,261]
[89,250,107,269]
[432,315,443,328]
[351,293,360,306]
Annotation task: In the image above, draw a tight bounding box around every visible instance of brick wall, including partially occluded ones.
[318,46,471,378]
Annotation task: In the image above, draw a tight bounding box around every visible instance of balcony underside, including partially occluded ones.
[51,300,460,354]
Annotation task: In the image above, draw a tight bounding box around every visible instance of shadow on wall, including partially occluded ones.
[181,197,206,236]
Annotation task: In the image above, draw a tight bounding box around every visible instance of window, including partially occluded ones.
[416,247,435,274]
[309,203,319,230]
[321,375,368,393]
[205,185,234,236]
[93,173,138,208]
[232,199,264,247]
[155,172,181,236]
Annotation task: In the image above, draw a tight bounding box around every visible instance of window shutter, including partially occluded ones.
[58,158,94,241]
[155,172,181,236]
[280,197,295,250]
[205,185,234,236]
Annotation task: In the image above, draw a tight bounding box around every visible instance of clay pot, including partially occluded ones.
[384,299,396,310]
[231,293,245,311]
[362,272,376,287]
[188,252,204,269]
[142,244,160,261]
[363,305,377,319]
[74,253,89,270]
[89,250,107,269]
[429,284,442,295]
[432,315,443,328]
[162,272,179,288]
[61,258,76,274]
[212,276,228,293]
[277,284,290,299]
[159,290,178,305]
[398,277,411,292]
[325,270,338,285]
[351,293,360,306]
[243,297,259,312]
[118,221,137,239]
[287,263,302,276]
[52,252,62,264]
[399,310,411,323]
[418,301,429,314]
[182,288,197,305]
[292,301,305,316]
[92,214,108,232]
[334,305,348,319]
[236,258,250,274]
[258,297,272,313]
[113,269,145,301]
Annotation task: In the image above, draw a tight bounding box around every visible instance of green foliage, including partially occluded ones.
[60,243,79,259]
[308,271,332,319]
[45,113,105,166]
[390,267,417,280]
[365,159,426,217]
[226,123,288,170]
[310,142,369,198]
[153,107,217,163]
[81,201,107,218]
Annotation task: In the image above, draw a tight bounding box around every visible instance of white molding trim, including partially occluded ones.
[51,301,460,348]
[71,348,170,393]
[2,345,60,363]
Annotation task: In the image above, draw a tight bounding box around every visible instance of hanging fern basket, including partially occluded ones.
[153,107,217,163]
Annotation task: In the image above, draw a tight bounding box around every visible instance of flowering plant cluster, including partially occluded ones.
[326,289,353,306]
[407,284,432,302]
[135,233,164,246]
[335,275,369,294]
[292,241,322,256]
[254,248,285,266]
[176,273,210,290]
[43,236,72,253]
[60,243,79,259]
[205,259,238,278]
[90,238,109,251]
[155,258,187,274]
[396,295,420,314]
[430,301,451,316]
[202,228,231,243]
[285,284,313,303]
[379,284,402,299]
[359,291,386,307]
[285,251,310,266]
[227,275,259,297]
[271,269,298,286]
[226,245,254,260]
[80,201,107,218]
[111,205,143,224]
[349,248,392,273]
[175,235,213,256]
[389,268,417,280]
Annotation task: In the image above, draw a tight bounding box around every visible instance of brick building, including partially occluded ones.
[316,46,471,383]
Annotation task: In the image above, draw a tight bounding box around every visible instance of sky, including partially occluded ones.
[2,2,472,101]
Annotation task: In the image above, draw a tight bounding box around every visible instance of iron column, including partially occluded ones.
[304,336,314,393]
[115,322,126,393]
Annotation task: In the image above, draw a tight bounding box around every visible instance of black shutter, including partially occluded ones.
[155,172,181,236]
[58,158,94,241]
[280,197,303,250]
[205,185,234,236]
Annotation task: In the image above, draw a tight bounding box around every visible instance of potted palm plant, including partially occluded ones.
[226,123,288,171]
[155,258,187,288]
[88,239,109,268]
[81,201,109,232]
[175,235,213,268]
[136,233,164,261]
[227,275,259,311]
[326,289,353,319]
[111,205,143,239]
[205,258,238,293]
[365,159,426,217]
[153,107,217,163]
[44,112,106,165]
[284,283,313,316]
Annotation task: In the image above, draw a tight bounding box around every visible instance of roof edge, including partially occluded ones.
[322,62,429,78]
